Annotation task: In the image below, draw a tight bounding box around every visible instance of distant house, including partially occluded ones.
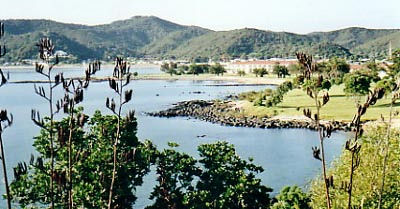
[54,50,69,57]
[224,59,298,73]
[349,64,363,72]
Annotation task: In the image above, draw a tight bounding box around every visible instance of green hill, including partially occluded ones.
[0,16,398,62]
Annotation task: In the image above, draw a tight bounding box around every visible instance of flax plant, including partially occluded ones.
[0,21,13,209]
[377,82,399,209]
[31,37,61,209]
[343,88,384,209]
[61,60,100,209]
[296,52,334,209]
[106,57,133,209]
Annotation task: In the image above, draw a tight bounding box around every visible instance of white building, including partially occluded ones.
[224,59,298,74]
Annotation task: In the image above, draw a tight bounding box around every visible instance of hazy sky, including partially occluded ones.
[0,0,399,34]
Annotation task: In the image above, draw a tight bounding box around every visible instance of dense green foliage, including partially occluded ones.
[148,142,273,209]
[9,110,274,208]
[10,110,157,208]
[1,17,399,62]
[254,81,293,107]
[253,68,268,77]
[271,186,311,209]
[160,63,226,76]
[318,57,350,79]
[272,65,290,78]
[209,63,226,75]
[310,126,400,209]
[343,72,374,97]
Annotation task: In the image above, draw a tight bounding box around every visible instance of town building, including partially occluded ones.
[224,59,298,74]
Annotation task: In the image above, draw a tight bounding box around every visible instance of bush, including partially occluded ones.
[271,186,311,209]
[273,65,290,78]
[147,141,273,209]
[209,63,226,76]
[10,110,157,208]
[263,81,293,107]
[253,68,268,77]
[343,72,372,97]
[237,70,246,76]
[310,126,400,209]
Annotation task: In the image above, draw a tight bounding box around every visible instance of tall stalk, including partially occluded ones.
[62,61,100,209]
[296,52,333,209]
[0,21,12,209]
[106,57,133,209]
[378,87,399,209]
[31,38,61,209]
[314,91,331,209]
[345,88,384,209]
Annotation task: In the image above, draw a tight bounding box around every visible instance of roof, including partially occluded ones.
[230,60,298,65]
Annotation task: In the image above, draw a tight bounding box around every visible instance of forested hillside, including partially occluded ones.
[0,16,399,62]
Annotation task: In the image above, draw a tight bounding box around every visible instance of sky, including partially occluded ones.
[0,0,399,34]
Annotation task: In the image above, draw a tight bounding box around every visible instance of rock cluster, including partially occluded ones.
[148,100,352,131]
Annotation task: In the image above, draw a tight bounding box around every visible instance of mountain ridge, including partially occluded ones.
[0,16,399,62]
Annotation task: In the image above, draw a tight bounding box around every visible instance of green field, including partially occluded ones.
[239,84,396,121]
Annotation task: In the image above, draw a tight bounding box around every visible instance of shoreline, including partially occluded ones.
[9,74,287,85]
[1,63,160,70]
[148,100,354,132]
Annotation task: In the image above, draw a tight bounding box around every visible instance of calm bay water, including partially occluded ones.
[0,66,347,208]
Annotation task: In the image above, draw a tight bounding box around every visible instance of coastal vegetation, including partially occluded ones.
[161,62,226,76]
[0,21,13,209]
[310,126,400,209]
[149,51,400,209]
[0,18,399,209]
[4,32,275,209]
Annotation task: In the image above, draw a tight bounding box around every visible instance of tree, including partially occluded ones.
[273,65,290,78]
[161,62,178,76]
[376,78,397,97]
[388,49,400,77]
[10,110,156,209]
[327,57,350,77]
[253,68,268,77]
[264,81,293,107]
[188,64,207,75]
[209,63,226,76]
[237,70,246,76]
[146,142,200,209]
[148,141,273,209]
[288,64,304,75]
[343,72,373,102]
[271,186,311,209]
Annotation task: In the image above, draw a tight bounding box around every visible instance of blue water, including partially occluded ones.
[3,65,162,82]
[0,67,347,208]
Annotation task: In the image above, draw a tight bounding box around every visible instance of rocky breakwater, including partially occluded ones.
[148,100,352,131]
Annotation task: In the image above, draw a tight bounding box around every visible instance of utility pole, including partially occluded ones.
[389,41,392,60]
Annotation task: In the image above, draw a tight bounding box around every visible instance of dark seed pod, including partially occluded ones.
[126,110,135,123]
[322,93,330,106]
[326,176,334,189]
[124,89,133,103]
[312,146,321,161]
[108,78,117,91]
[0,69,8,86]
[303,108,312,119]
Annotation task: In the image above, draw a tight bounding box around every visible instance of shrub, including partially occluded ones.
[309,126,400,209]
[271,186,311,209]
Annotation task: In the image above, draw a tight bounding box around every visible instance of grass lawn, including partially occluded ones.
[239,84,397,121]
